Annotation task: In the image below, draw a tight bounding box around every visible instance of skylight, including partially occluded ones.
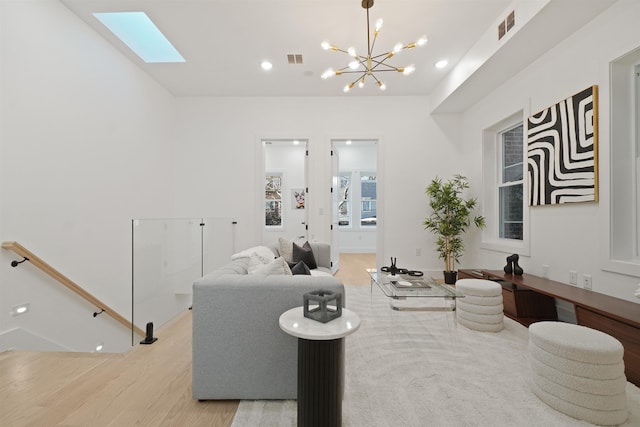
[93,12,185,63]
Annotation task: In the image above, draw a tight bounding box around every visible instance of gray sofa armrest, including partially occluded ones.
[308,242,331,271]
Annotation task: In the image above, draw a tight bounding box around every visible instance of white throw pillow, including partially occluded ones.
[310,270,333,278]
[278,237,294,263]
[249,256,293,276]
[247,253,270,274]
[231,245,275,263]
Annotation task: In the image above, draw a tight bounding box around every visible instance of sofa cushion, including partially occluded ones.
[292,241,317,270]
[310,270,333,277]
[249,256,292,276]
[278,237,294,263]
[289,260,311,275]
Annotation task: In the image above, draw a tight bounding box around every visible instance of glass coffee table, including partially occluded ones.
[367,269,464,311]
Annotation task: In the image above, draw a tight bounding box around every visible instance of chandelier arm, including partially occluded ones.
[331,47,355,56]
[340,70,374,74]
[370,32,379,58]
[350,73,365,86]
[369,59,400,72]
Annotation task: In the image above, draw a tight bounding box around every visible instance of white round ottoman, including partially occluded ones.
[456,279,504,332]
[528,321,628,425]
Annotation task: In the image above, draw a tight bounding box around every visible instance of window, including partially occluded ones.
[498,124,524,240]
[482,112,529,255]
[265,174,282,227]
[360,174,377,226]
[338,173,351,226]
[607,47,640,276]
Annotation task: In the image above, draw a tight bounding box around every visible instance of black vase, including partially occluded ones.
[443,271,457,285]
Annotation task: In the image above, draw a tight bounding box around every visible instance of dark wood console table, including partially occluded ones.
[459,269,640,387]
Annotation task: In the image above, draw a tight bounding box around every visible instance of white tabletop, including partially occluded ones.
[279,307,360,340]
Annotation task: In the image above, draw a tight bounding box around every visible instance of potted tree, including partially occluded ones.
[423,175,485,284]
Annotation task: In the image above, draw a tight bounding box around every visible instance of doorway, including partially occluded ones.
[331,139,378,268]
[260,139,308,247]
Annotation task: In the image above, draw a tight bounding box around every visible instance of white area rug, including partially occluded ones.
[232,285,640,426]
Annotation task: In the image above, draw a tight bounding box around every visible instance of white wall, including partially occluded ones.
[460,0,640,303]
[0,0,176,351]
[170,96,457,273]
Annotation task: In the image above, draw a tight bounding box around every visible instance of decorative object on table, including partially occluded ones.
[303,289,342,323]
[503,254,524,276]
[389,257,398,275]
[527,85,599,206]
[423,175,486,284]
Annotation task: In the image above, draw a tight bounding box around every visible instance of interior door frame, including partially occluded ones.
[329,137,384,272]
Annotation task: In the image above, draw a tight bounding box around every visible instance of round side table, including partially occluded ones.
[279,307,360,427]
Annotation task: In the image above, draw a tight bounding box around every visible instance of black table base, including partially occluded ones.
[297,337,344,427]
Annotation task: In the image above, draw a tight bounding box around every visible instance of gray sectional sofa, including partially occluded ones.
[192,242,345,400]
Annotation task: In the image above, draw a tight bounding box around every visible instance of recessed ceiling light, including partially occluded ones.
[435,60,448,69]
[12,303,30,316]
[93,12,185,63]
[261,61,273,71]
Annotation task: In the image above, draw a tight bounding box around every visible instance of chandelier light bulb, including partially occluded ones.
[343,83,353,93]
[321,68,335,79]
[349,61,360,70]
[417,35,428,46]
[393,42,403,53]
[358,77,365,88]
[321,41,331,50]
[403,64,415,75]
[375,18,383,31]
[378,81,386,91]
[347,46,357,57]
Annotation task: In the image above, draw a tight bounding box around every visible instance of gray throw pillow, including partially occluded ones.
[289,260,311,275]
[292,241,317,270]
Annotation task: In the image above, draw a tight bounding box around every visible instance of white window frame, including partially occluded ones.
[498,123,524,240]
[338,172,352,227]
[481,112,530,255]
[264,172,283,229]
[603,47,640,277]
[360,172,377,228]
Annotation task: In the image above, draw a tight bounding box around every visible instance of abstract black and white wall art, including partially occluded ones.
[527,85,599,206]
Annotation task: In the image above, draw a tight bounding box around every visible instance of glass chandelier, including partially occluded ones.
[321,0,427,92]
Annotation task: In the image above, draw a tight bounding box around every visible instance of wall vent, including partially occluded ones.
[287,54,303,64]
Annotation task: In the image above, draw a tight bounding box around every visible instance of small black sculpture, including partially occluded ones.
[389,257,398,276]
[504,254,524,276]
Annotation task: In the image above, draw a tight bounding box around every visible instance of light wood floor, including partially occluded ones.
[0,253,375,427]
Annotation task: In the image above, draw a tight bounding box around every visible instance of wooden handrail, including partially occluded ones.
[2,241,145,337]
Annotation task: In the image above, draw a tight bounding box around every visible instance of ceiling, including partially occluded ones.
[60,0,514,97]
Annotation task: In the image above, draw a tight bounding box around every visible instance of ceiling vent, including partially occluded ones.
[287,54,303,64]
[498,10,515,40]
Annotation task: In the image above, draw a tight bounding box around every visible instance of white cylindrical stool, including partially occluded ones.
[529,321,628,425]
[455,279,504,332]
